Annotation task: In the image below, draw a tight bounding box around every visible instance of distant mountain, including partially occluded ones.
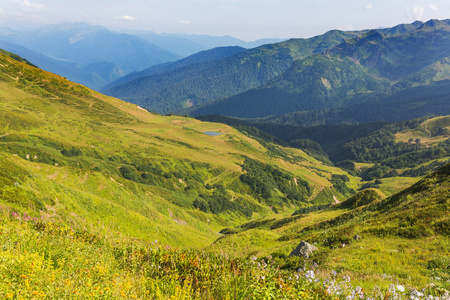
[260,78,450,127]
[0,23,180,73]
[189,19,450,120]
[0,23,183,90]
[103,30,362,113]
[126,31,209,57]
[0,39,123,90]
[127,31,283,57]
[102,46,246,91]
[168,33,285,50]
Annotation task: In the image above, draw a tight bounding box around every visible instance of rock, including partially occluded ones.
[290,240,318,258]
[353,234,362,241]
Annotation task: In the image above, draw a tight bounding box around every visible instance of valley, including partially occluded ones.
[0,18,450,299]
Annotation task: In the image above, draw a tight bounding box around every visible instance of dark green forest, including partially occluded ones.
[198,115,450,182]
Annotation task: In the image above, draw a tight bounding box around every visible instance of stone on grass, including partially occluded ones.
[290,240,318,258]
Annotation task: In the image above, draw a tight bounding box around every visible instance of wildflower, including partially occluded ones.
[305,270,315,282]
[6,292,14,298]
[343,275,350,283]
[352,286,364,299]
[396,285,405,293]
[410,289,424,299]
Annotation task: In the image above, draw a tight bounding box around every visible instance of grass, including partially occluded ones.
[375,177,419,197]
[213,166,450,294]
[2,49,450,299]
[0,208,338,300]
[2,206,449,299]
[0,48,358,249]
[395,116,450,145]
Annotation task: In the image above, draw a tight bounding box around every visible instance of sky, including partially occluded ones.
[0,0,449,41]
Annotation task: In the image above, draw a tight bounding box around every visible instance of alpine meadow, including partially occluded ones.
[0,8,450,300]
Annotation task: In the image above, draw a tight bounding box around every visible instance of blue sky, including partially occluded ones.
[1,0,449,40]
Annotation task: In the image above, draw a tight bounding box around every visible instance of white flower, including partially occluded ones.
[305,270,315,282]
[396,285,405,292]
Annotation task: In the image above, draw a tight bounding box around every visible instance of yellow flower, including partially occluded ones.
[6,292,14,298]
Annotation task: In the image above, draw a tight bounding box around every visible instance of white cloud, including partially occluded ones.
[114,15,136,21]
[338,25,354,31]
[429,4,438,11]
[11,0,45,12]
[179,20,192,24]
[412,5,424,20]
[365,4,373,11]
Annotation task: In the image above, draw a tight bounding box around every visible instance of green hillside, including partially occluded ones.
[198,114,450,197]
[2,49,450,299]
[190,19,450,121]
[214,164,450,293]
[0,49,357,251]
[101,46,247,89]
[103,20,428,116]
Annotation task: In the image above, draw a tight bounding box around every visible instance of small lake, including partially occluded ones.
[203,131,223,137]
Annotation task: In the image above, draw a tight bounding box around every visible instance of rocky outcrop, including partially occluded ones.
[289,240,318,258]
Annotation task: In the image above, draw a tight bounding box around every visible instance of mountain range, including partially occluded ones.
[127,30,285,57]
[190,19,450,120]
[102,29,363,113]
[102,19,450,128]
[0,23,278,91]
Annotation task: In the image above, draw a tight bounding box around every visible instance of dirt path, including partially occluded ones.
[333,195,341,204]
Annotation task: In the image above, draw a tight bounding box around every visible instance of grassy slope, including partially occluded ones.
[213,165,450,290]
[2,50,450,298]
[0,50,353,250]
[395,116,450,145]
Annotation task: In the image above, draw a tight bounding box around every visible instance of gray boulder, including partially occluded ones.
[290,240,318,258]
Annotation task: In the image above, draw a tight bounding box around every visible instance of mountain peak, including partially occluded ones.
[417,19,450,31]
[364,30,385,41]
